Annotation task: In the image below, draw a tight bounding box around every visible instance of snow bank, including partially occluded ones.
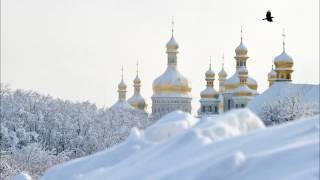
[11,172,32,180]
[40,109,319,180]
[248,82,319,114]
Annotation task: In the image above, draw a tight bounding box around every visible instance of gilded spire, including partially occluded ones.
[171,16,174,36]
[282,28,286,52]
[136,61,139,76]
[121,65,124,80]
[222,53,225,67]
[240,25,243,42]
[209,56,212,70]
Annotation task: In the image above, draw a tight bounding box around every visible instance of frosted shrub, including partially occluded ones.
[259,96,314,126]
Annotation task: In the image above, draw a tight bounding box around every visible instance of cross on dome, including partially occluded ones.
[282,28,286,52]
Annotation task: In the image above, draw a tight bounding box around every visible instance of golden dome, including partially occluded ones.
[133,75,141,84]
[153,68,191,94]
[166,36,179,52]
[118,79,127,90]
[205,66,215,79]
[232,85,253,97]
[235,41,248,56]
[224,73,257,91]
[274,51,293,68]
[268,67,277,79]
[200,87,219,99]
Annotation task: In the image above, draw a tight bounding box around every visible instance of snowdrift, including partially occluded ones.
[41,109,319,180]
[248,82,319,115]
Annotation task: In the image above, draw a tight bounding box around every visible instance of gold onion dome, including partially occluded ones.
[133,75,141,84]
[235,41,248,56]
[152,34,191,95]
[232,85,253,97]
[274,51,293,67]
[218,66,227,78]
[268,67,277,78]
[205,61,215,78]
[200,88,219,99]
[152,69,191,94]
[166,36,179,51]
[118,79,127,90]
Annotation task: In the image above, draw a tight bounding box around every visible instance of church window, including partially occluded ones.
[241,104,245,108]
[235,104,238,108]
[202,106,205,112]
[209,106,212,112]
[215,106,218,113]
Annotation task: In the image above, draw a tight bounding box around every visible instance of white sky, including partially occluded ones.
[1,0,319,113]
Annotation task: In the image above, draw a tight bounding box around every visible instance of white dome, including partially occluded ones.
[274,51,293,64]
[153,67,191,94]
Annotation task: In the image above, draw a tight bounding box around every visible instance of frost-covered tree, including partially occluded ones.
[0,84,151,179]
[259,95,314,126]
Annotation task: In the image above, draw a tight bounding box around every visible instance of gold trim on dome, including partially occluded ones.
[200,94,219,99]
[224,83,257,91]
[233,91,252,97]
[153,85,191,93]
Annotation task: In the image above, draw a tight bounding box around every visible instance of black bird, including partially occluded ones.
[262,10,274,22]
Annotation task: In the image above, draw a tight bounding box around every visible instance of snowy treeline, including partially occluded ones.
[259,95,315,126]
[0,84,151,179]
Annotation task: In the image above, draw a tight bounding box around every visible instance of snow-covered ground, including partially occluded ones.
[40,109,319,180]
[248,82,319,115]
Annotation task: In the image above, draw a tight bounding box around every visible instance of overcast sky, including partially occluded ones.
[1,0,319,113]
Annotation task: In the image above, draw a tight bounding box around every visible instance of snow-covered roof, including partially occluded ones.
[248,83,320,114]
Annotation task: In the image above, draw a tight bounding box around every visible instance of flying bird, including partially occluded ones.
[262,10,274,22]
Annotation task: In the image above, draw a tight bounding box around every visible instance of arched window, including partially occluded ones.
[209,106,212,112]
[202,106,205,112]
[215,106,218,113]
[235,104,238,108]
[241,104,245,108]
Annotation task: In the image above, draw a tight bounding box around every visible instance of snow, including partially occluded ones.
[248,82,320,114]
[12,172,32,180]
[40,108,319,180]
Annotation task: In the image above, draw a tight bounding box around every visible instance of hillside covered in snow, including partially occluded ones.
[40,110,320,180]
